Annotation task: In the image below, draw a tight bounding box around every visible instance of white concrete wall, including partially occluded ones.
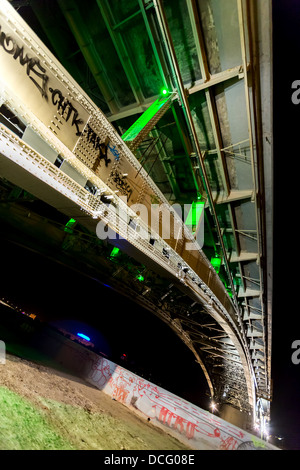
[73,351,277,450]
[10,320,278,451]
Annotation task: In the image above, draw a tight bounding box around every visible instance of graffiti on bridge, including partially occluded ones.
[85,356,248,448]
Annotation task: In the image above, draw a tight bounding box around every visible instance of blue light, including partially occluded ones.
[77,333,91,342]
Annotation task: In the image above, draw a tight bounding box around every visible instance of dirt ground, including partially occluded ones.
[0,353,192,450]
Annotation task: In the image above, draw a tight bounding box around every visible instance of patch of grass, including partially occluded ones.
[39,398,154,450]
[0,387,74,450]
[0,386,189,450]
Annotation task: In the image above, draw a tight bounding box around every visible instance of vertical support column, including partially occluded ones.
[219,403,252,431]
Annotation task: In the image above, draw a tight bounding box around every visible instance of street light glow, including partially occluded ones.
[210,401,217,412]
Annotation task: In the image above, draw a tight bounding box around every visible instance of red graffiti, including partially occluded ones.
[108,368,134,404]
[158,406,198,440]
[85,358,250,449]
[88,358,112,387]
[173,415,185,434]
[186,422,198,440]
[159,406,173,426]
[112,385,130,403]
[213,428,238,449]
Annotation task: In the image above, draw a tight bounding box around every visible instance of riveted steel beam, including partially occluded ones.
[237,0,269,399]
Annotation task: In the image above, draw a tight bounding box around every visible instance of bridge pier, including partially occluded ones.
[219,404,252,431]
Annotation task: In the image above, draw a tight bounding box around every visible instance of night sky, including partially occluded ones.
[0,0,299,451]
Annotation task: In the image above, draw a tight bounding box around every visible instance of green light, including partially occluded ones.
[110,247,120,258]
[121,95,171,143]
[136,274,144,282]
[211,257,221,273]
[162,89,168,95]
[64,218,76,233]
[185,201,205,226]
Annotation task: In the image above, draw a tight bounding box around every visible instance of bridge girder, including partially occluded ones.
[0,0,272,434]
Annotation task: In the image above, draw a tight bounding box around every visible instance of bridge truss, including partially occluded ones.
[0,0,272,436]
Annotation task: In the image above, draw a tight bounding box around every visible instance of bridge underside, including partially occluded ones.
[0,0,273,434]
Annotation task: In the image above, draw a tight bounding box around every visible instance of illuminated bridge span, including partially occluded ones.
[0,0,272,435]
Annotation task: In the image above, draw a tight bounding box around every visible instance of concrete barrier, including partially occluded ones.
[80,353,278,450]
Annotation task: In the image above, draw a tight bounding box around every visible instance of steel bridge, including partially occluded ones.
[0,0,272,436]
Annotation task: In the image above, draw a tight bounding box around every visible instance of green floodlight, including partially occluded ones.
[110,247,120,258]
[136,274,144,282]
[64,218,76,233]
[162,88,168,95]
[211,257,221,274]
[185,201,205,227]
[121,94,171,143]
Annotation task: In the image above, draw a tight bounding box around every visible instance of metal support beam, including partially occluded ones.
[151,6,259,419]
[138,0,170,89]
[96,0,145,105]
[210,189,253,205]
[57,0,119,114]
[185,1,251,336]
[182,0,242,315]
[186,0,231,197]
[150,128,181,200]
[170,103,204,200]
[153,0,243,322]
[187,0,266,406]
[228,252,258,263]
[245,0,272,403]
[238,288,261,298]
[188,65,247,95]
[237,0,268,397]
[107,98,158,122]
[138,0,204,201]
